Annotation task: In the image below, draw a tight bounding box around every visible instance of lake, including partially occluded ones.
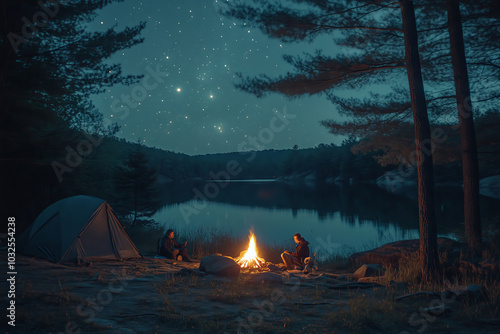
[154,180,500,256]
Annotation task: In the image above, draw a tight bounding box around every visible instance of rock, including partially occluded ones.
[479,175,500,199]
[442,284,487,303]
[267,264,282,272]
[463,284,486,302]
[336,275,347,281]
[199,255,240,278]
[375,169,417,199]
[349,238,464,268]
[353,264,385,280]
[247,272,283,285]
[467,284,485,294]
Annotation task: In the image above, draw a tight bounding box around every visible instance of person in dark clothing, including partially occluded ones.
[281,233,310,270]
[159,229,192,262]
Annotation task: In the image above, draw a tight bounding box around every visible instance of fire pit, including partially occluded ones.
[234,232,266,269]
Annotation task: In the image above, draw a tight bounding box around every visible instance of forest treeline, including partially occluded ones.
[1,104,499,232]
[46,108,500,206]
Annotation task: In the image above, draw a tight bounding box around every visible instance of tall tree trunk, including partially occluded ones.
[446,0,482,250]
[400,0,439,283]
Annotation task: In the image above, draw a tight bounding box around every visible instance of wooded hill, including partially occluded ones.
[4,107,498,233]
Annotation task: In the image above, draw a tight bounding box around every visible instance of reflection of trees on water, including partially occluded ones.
[157,181,499,235]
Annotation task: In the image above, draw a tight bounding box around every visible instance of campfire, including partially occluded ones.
[234,232,266,269]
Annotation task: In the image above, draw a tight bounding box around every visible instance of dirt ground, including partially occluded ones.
[1,252,499,334]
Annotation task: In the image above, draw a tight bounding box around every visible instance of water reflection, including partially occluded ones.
[154,181,499,255]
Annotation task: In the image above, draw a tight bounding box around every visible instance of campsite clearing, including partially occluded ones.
[1,253,498,334]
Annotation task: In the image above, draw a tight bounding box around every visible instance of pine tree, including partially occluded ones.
[400,0,439,282]
[111,142,160,224]
[446,0,482,250]
[0,1,145,229]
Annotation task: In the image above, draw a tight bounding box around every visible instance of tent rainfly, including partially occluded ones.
[18,195,140,263]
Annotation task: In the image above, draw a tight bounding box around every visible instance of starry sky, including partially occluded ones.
[90,0,343,155]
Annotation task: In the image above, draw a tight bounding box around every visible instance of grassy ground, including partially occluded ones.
[88,220,500,333]
[4,243,499,334]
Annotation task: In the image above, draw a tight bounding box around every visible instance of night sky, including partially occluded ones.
[89,0,343,155]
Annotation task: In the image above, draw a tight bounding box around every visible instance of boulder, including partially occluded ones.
[451,284,487,303]
[463,284,486,302]
[199,255,240,278]
[349,237,464,268]
[479,175,500,199]
[353,264,385,280]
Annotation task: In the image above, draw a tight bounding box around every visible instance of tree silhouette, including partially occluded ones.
[111,141,160,224]
[446,0,482,249]
[400,0,439,282]
[0,0,146,229]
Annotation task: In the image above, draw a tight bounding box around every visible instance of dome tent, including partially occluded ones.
[18,195,140,263]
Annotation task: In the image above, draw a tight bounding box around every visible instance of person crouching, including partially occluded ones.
[281,233,309,270]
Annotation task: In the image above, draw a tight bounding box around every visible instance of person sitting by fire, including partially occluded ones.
[158,229,192,262]
[281,233,309,270]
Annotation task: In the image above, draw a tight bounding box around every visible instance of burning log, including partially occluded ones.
[234,232,266,269]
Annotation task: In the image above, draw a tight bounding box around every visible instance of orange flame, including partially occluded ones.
[235,232,265,268]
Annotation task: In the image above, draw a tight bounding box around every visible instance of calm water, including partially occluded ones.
[154,180,500,256]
